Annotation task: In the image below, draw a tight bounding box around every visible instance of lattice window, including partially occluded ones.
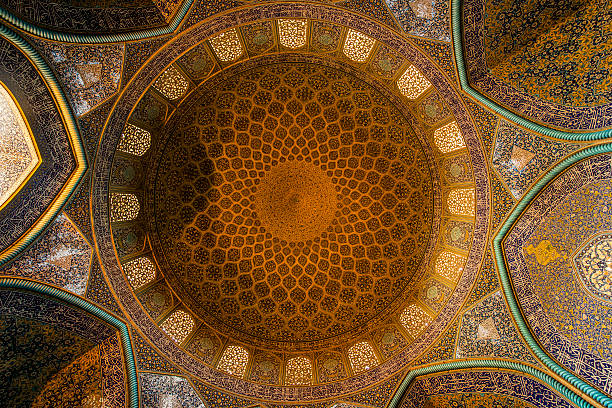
[217,345,249,377]
[210,29,244,62]
[435,251,466,282]
[153,65,189,101]
[397,65,431,99]
[447,188,475,217]
[433,121,465,154]
[117,123,151,156]
[0,82,39,209]
[160,310,195,344]
[110,193,140,222]
[278,19,308,49]
[399,304,430,337]
[122,256,156,288]
[347,341,378,374]
[285,356,312,385]
[343,29,375,62]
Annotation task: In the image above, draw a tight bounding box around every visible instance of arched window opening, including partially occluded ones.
[160,310,195,344]
[435,251,466,282]
[210,29,244,62]
[122,256,156,289]
[217,345,250,378]
[447,188,475,217]
[153,65,190,101]
[399,304,430,337]
[278,19,308,49]
[117,123,151,156]
[343,30,375,62]
[397,65,431,100]
[348,341,379,374]
[110,193,140,222]
[433,121,465,154]
[285,356,312,385]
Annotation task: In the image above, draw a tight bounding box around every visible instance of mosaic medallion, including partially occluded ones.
[573,233,612,302]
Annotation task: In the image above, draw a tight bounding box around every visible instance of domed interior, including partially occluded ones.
[146,61,436,349]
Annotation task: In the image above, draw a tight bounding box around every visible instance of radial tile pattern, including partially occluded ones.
[96,5,488,402]
[152,62,434,346]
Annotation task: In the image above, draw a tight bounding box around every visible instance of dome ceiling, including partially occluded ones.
[149,60,435,348]
[93,4,488,400]
[0,0,607,407]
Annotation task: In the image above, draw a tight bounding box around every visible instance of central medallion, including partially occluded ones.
[254,160,338,243]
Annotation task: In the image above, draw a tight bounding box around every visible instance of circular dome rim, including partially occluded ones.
[91,3,490,400]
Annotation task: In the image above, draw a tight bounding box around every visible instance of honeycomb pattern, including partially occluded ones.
[153,63,433,345]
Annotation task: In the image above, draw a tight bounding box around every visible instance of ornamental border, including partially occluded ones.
[451,0,611,141]
[0,25,88,267]
[0,277,139,408]
[0,0,195,43]
[387,359,594,408]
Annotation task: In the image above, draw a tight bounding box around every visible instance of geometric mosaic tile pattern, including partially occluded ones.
[385,0,451,41]
[456,291,537,364]
[35,41,124,116]
[400,369,575,408]
[140,373,208,408]
[0,83,39,210]
[492,120,579,199]
[0,213,92,295]
[504,153,612,393]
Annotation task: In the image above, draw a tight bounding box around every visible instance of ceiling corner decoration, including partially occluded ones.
[0,277,139,408]
[495,143,612,408]
[0,0,194,43]
[0,25,87,267]
[452,0,612,140]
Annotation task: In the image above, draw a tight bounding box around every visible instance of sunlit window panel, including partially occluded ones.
[399,304,430,337]
[397,65,431,99]
[0,82,39,209]
[117,123,151,156]
[160,310,195,344]
[153,65,190,101]
[210,29,244,62]
[435,251,466,282]
[347,341,379,374]
[110,193,140,222]
[217,345,249,377]
[278,19,308,49]
[285,356,312,385]
[447,188,475,217]
[433,121,465,154]
[122,256,156,288]
[343,29,375,62]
